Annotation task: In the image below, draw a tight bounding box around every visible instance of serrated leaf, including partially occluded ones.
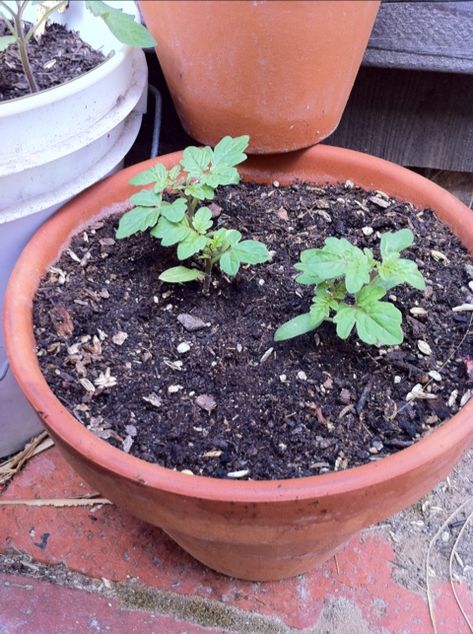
[181,146,213,177]
[168,165,181,180]
[85,0,156,47]
[212,135,250,167]
[177,233,209,260]
[192,207,213,234]
[223,229,242,246]
[377,256,426,291]
[274,312,321,341]
[295,271,323,285]
[184,183,215,201]
[333,305,357,340]
[129,163,167,187]
[334,298,403,345]
[0,35,16,53]
[219,250,241,277]
[380,228,414,259]
[206,164,240,187]
[355,301,403,345]
[295,250,323,285]
[160,199,187,223]
[355,283,386,304]
[151,218,190,246]
[233,240,269,265]
[310,285,335,321]
[306,238,371,293]
[129,189,162,207]
[159,266,204,284]
[116,206,160,239]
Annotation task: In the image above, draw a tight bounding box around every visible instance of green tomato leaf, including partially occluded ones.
[129,163,168,187]
[116,206,160,239]
[233,240,270,265]
[377,256,426,291]
[355,301,403,346]
[177,233,209,260]
[0,36,16,53]
[181,146,213,177]
[355,283,386,304]
[205,164,240,188]
[294,250,323,285]
[168,165,181,181]
[151,218,190,246]
[306,238,372,293]
[274,312,321,342]
[160,199,187,223]
[310,284,335,321]
[212,135,250,167]
[333,305,357,340]
[224,229,242,246]
[129,189,162,207]
[159,266,204,284]
[219,250,241,277]
[184,183,215,201]
[192,207,213,234]
[85,0,156,47]
[355,287,403,345]
[380,228,414,259]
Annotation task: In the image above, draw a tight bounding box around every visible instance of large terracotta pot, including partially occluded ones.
[139,1,380,153]
[4,146,473,581]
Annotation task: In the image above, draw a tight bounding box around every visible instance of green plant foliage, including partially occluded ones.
[0,0,155,95]
[85,1,156,47]
[118,136,270,292]
[275,229,426,346]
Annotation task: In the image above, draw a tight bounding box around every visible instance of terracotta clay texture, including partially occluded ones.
[4,146,473,581]
[139,1,380,154]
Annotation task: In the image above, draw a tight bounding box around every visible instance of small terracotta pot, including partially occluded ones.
[4,146,473,581]
[139,1,380,153]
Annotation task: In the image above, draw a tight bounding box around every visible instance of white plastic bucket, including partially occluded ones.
[0,0,148,456]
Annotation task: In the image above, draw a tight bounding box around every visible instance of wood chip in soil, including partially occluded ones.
[32,182,473,480]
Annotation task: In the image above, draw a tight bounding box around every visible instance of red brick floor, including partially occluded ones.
[1,447,472,633]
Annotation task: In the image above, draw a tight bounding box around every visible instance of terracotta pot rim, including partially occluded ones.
[4,145,473,503]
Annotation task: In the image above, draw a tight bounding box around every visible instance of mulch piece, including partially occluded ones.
[33,181,473,480]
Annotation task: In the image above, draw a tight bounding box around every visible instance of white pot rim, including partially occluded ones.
[0,45,131,116]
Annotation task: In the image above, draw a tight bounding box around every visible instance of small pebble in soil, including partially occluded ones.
[112,332,128,346]
[227,469,250,479]
[417,340,432,356]
[195,394,217,414]
[168,385,183,394]
[177,342,191,354]
[177,313,208,332]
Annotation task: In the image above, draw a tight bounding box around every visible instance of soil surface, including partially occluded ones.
[33,182,473,480]
[0,21,105,101]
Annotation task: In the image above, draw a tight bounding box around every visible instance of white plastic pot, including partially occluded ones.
[0,0,148,457]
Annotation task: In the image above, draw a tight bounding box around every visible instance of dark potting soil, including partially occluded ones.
[33,182,473,480]
[0,22,106,102]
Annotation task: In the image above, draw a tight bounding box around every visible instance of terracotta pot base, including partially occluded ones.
[139,1,380,153]
[4,145,473,581]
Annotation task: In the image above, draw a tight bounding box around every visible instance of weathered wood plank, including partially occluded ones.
[365,2,473,74]
[326,67,473,171]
